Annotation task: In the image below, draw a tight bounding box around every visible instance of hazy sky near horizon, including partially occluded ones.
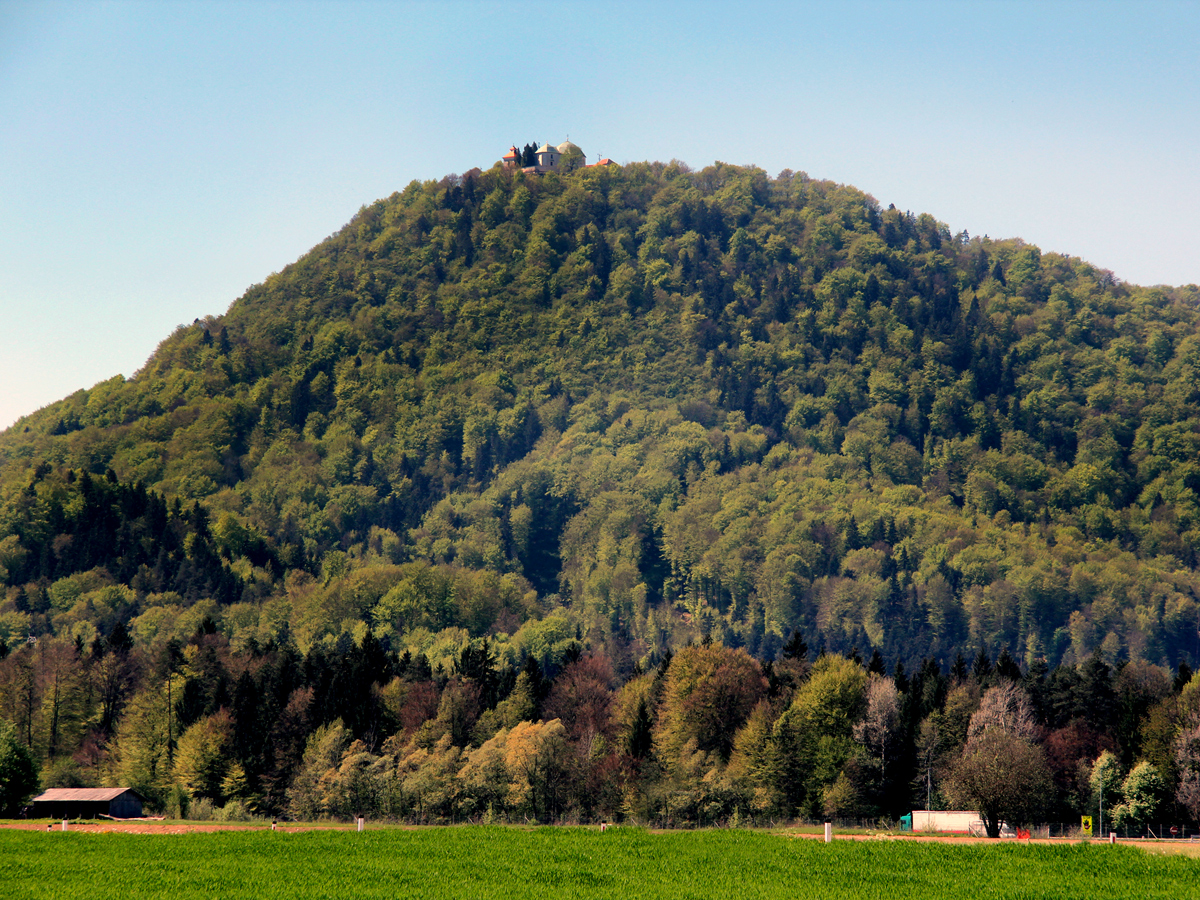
[2,0,1198,431]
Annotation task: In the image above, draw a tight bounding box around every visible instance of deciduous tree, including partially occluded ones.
[656,644,766,764]
[775,654,867,816]
[174,709,235,802]
[1111,760,1166,833]
[946,728,1051,837]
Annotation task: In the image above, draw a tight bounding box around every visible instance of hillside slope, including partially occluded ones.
[3,159,1200,670]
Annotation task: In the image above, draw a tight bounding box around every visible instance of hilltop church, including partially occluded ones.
[501,140,614,173]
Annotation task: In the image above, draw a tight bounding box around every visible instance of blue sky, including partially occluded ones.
[2,0,1198,430]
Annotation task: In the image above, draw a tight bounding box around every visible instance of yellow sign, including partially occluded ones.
[1081,816,1093,837]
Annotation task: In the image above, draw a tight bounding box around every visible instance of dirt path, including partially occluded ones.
[0,820,342,834]
[784,829,1200,854]
[3,820,1197,854]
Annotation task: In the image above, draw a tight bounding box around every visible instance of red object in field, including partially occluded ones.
[1017,828,1030,840]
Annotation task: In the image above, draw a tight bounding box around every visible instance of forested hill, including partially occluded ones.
[3,159,1200,674]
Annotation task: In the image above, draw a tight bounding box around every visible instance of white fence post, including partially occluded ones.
[824,822,832,843]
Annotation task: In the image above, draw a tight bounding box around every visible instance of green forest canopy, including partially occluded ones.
[2,159,1200,825]
[3,159,1199,671]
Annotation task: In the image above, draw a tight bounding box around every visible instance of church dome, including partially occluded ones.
[557,140,582,155]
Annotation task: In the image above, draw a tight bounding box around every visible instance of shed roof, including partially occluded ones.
[33,787,141,803]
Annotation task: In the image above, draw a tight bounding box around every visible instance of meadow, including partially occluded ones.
[3,827,1199,900]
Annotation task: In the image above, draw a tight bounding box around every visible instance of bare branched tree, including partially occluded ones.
[1175,720,1200,823]
[967,681,1036,742]
[854,675,900,781]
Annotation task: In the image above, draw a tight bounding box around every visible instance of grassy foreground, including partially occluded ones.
[3,826,1198,900]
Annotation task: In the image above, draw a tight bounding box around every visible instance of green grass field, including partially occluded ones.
[3,827,1197,900]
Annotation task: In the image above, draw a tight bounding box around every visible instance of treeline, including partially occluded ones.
[4,625,1200,833]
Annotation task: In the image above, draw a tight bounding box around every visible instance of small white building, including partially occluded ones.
[909,810,984,833]
[535,142,560,170]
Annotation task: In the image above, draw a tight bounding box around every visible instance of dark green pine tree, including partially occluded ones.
[627,697,653,760]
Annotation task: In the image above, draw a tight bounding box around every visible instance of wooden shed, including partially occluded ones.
[31,787,144,819]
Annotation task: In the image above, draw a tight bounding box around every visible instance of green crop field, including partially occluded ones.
[2,827,1197,900]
